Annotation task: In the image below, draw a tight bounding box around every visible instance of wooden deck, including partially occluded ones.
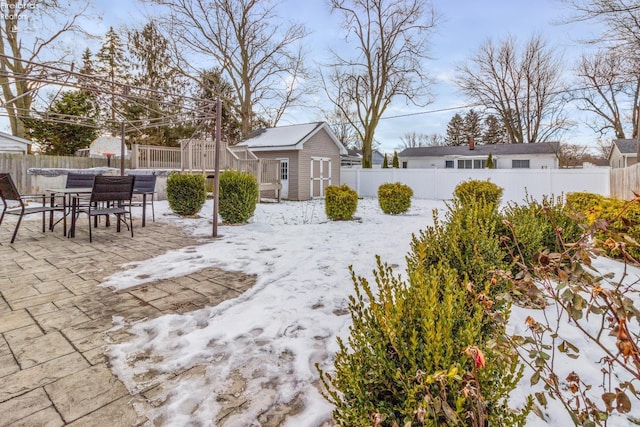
[130,141,282,200]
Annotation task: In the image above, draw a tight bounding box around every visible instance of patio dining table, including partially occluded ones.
[47,187,92,237]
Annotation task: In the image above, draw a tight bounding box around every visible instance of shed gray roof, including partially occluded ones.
[399,142,560,157]
[238,122,348,155]
[612,139,637,155]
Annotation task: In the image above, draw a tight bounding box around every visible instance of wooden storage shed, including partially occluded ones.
[237,122,347,201]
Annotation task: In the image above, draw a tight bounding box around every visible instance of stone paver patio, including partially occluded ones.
[0,215,255,426]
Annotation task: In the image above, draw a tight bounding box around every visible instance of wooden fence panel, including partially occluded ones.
[0,153,125,193]
[610,164,640,200]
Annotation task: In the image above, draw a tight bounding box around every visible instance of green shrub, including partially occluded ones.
[565,191,605,215]
[377,182,413,214]
[566,192,640,260]
[320,259,527,426]
[325,184,358,220]
[219,170,259,224]
[502,195,584,266]
[454,179,503,207]
[408,199,510,306]
[166,173,206,216]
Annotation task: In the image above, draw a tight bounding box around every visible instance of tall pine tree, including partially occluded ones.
[96,27,129,136]
[483,114,508,144]
[126,21,193,146]
[445,113,466,146]
[464,109,483,143]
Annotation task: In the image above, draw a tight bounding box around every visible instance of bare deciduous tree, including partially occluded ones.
[455,35,571,143]
[144,0,309,137]
[323,107,361,149]
[323,0,438,168]
[564,0,640,48]
[572,48,639,139]
[398,131,443,149]
[564,0,640,156]
[0,0,90,138]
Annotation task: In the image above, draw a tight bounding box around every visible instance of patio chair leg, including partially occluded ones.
[11,212,24,244]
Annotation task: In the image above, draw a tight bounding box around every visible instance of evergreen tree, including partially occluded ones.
[126,21,193,146]
[197,68,243,144]
[26,91,99,155]
[464,109,483,143]
[392,150,399,168]
[486,152,495,168]
[96,27,129,136]
[445,113,466,146]
[483,114,508,144]
[78,48,97,92]
[382,153,389,168]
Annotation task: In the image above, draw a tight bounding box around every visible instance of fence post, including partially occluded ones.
[131,144,138,169]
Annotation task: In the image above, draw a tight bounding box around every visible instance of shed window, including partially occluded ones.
[445,160,454,169]
[402,161,408,169]
[512,159,530,169]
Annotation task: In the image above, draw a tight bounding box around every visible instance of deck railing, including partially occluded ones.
[131,141,281,193]
[131,144,181,169]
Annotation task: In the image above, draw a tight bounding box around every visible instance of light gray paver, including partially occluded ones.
[0,218,257,425]
[45,364,130,423]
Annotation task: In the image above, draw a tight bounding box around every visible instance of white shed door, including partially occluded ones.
[310,157,331,198]
[279,158,289,199]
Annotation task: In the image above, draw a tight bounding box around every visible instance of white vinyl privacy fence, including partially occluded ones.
[341,168,611,202]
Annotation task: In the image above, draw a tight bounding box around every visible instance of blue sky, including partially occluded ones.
[88,0,602,151]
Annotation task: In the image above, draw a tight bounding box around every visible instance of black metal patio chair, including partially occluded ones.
[130,174,157,225]
[0,173,64,243]
[51,172,101,233]
[73,175,135,242]
[66,172,98,189]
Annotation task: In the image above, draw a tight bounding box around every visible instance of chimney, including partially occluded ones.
[468,136,475,150]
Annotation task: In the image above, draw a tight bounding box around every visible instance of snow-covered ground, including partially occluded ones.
[105,198,640,426]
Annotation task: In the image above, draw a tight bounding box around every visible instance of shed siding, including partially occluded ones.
[251,150,300,199]
[298,130,341,200]
[609,145,637,168]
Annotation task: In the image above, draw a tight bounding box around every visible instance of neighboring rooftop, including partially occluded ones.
[399,141,560,157]
[611,139,637,155]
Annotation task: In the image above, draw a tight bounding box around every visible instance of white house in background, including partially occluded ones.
[608,139,637,168]
[0,131,32,154]
[237,122,348,200]
[398,139,560,169]
[341,148,386,167]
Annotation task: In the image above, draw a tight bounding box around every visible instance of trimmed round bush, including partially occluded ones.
[325,184,358,220]
[454,179,503,207]
[566,191,605,215]
[378,182,413,214]
[219,170,259,224]
[166,173,206,216]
